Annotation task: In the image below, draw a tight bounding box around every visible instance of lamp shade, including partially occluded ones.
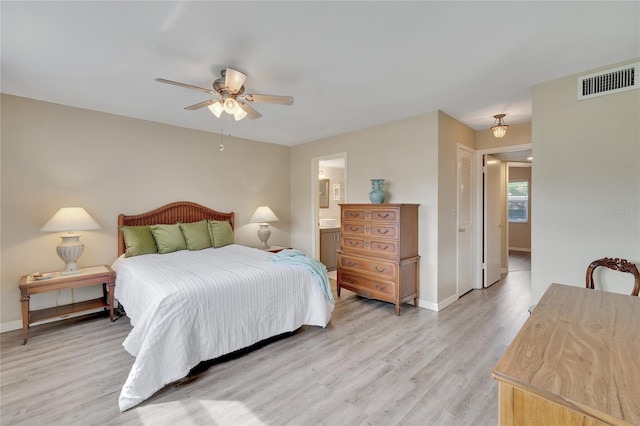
[41,207,100,232]
[490,114,509,138]
[223,98,239,114]
[208,101,224,118]
[234,105,247,121]
[250,206,279,224]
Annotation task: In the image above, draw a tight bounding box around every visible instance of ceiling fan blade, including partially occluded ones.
[184,99,216,110]
[238,101,262,119]
[155,78,215,94]
[243,94,294,105]
[224,68,247,94]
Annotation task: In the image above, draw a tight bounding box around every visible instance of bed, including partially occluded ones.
[112,201,334,411]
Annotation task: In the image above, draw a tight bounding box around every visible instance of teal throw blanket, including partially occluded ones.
[271,249,335,303]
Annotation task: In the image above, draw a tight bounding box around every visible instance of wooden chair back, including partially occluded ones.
[586,257,640,296]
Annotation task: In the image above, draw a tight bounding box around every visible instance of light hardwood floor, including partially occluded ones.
[1,263,530,426]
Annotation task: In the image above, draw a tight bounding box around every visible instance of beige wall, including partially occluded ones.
[437,111,476,303]
[0,94,291,329]
[290,110,475,309]
[531,58,640,302]
[291,112,440,305]
[8,59,632,327]
[508,166,532,251]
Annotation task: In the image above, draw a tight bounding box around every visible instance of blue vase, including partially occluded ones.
[369,179,386,204]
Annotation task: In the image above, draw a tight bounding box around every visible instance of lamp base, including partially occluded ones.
[61,268,82,276]
[57,234,85,275]
[257,224,271,250]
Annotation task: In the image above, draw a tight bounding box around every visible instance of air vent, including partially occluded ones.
[577,62,638,100]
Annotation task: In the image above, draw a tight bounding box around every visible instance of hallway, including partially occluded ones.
[509,250,531,272]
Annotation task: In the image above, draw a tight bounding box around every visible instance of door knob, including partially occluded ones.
[458,228,465,233]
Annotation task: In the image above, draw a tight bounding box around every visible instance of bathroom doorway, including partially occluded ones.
[312,153,347,268]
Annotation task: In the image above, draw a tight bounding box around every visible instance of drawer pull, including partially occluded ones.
[374,283,387,291]
[344,260,357,267]
[348,212,361,218]
[348,226,360,232]
[376,244,390,250]
[365,226,370,233]
[375,266,387,272]
[348,241,361,247]
[344,277,356,284]
[376,213,390,219]
[376,229,389,235]
[365,212,371,218]
[365,242,370,248]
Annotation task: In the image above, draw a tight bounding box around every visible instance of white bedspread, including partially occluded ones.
[112,244,334,411]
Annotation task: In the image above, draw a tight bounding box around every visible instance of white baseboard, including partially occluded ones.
[418,293,458,312]
[1,320,22,333]
[509,247,531,252]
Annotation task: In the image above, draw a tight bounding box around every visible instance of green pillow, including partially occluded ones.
[208,220,234,248]
[120,225,158,257]
[179,220,213,251]
[150,223,187,254]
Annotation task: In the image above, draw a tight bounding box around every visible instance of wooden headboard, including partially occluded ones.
[117,201,235,257]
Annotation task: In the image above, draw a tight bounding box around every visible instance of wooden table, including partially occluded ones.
[492,283,640,425]
[19,265,116,344]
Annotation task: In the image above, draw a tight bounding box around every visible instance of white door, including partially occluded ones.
[457,147,474,296]
[484,155,502,287]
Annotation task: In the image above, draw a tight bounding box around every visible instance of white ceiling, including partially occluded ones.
[2,1,639,146]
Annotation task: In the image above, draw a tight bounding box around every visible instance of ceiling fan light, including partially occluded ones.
[491,114,509,138]
[234,107,247,121]
[208,101,223,118]
[223,98,239,114]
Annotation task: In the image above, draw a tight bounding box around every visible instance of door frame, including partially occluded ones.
[474,144,531,289]
[311,152,347,261]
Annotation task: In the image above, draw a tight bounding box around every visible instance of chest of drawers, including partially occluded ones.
[337,203,420,315]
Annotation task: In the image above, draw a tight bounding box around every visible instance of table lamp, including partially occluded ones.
[249,206,279,250]
[41,207,101,275]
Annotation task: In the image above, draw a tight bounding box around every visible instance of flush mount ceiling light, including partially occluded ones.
[156,68,294,121]
[491,114,509,138]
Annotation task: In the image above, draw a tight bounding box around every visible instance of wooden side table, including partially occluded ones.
[19,265,115,344]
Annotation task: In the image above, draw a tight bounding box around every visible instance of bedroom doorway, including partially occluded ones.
[312,153,347,267]
[474,144,532,289]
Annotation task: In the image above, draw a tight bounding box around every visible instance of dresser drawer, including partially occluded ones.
[341,223,398,239]
[338,271,396,298]
[337,253,396,279]
[342,207,399,224]
[341,236,399,258]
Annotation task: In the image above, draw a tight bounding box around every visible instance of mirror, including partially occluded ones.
[319,179,329,208]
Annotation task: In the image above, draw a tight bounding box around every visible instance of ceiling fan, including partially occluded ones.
[155,68,294,121]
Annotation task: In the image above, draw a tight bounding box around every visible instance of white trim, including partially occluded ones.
[418,294,458,312]
[1,320,22,333]
[507,161,532,168]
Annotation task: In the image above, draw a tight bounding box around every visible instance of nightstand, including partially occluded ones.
[19,265,115,344]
